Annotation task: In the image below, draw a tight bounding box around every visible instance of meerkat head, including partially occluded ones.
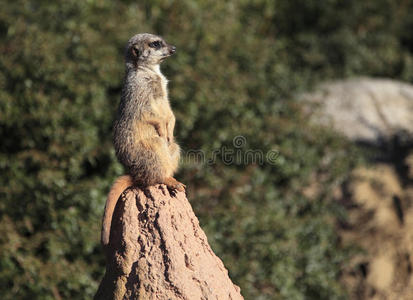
[125,33,176,68]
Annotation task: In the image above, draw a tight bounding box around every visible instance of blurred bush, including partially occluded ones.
[0,0,412,299]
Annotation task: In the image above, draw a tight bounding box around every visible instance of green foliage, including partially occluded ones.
[1,0,412,299]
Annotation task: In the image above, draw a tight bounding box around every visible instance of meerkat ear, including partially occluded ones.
[132,46,141,58]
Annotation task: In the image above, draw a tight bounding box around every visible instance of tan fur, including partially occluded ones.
[101,175,133,246]
[101,33,185,246]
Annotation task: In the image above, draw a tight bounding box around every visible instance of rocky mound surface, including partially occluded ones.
[94,185,243,300]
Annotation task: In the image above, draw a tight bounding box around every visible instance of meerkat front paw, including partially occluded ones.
[163,177,186,192]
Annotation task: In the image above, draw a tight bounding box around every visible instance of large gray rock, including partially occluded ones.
[303,78,413,144]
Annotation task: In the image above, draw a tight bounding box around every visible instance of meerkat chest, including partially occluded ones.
[151,69,172,118]
[150,98,173,120]
[155,68,169,98]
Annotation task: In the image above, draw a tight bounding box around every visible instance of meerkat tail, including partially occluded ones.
[101,175,133,246]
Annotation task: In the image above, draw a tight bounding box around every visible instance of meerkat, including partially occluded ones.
[101,33,185,247]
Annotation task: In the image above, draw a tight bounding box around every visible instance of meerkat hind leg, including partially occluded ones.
[168,142,180,173]
[130,137,173,186]
[133,137,185,192]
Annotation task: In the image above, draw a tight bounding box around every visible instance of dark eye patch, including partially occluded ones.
[149,41,162,49]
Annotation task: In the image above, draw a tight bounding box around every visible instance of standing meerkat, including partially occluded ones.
[101,33,185,246]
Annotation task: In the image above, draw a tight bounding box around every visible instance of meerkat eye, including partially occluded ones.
[149,41,162,49]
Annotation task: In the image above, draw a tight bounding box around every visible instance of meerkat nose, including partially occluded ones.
[170,45,176,54]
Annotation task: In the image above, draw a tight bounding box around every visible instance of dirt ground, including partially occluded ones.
[338,152,413,300]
